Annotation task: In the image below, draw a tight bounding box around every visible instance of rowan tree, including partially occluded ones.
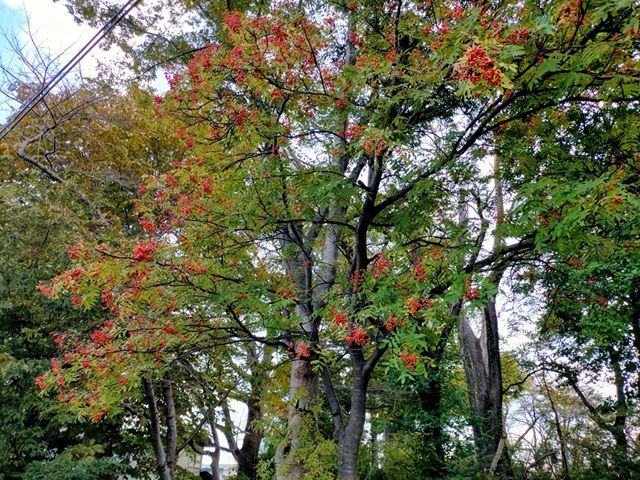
[0,42,186,476]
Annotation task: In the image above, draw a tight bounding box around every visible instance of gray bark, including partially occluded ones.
[611,350,629,455]
[337,372,368,480]
[275,352,318,480]
[162,373,178,480]
[459,302,510,474]
[142,375,173,480]
[336,351,385,480]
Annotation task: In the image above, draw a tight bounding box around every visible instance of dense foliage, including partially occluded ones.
[1,1,639,479]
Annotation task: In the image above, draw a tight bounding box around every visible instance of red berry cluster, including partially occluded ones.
[288,341,311,359]
[36,283,54,298]
[399,352,418,371]
[91,330,110,347]
[465,279,479,299]
[347,32,363,47]
[361,132,387,157]
[345,124,366,140]
[385,316,406,332]
[278,287,298,301]
[370,252,391,279]
[455,46,502,87]
[412,258,426,282]
[350,270,365,291]
[162,324,179,335]
[132,242,158,262]
[139,217,156,233]
[224,11,242,33]
[330,307,349,326]
[344,327,369,345]
[295,341,311,359]
[559,0,582,25]
[506,28,531,45]
[406,297,431,315]
[66,244,82,260]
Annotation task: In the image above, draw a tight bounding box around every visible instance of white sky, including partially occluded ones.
[0,0,167,121]
[0,0,111,119]
[0,0,124,71]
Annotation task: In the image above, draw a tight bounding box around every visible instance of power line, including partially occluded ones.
[0,0,142,142]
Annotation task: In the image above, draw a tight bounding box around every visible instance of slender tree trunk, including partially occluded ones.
[370,413,378,471]
[415,301,462,478]
[331,346,386,480]
[629,292,640,372]
[611,350,629,455]
[236,394,263,479]
[542,372,570,480]
[236,344,271,479]
[162,373,178,480]
[275,221,320,480]
[208,413,222,480]
[337,364,368,480]
[275,354,318,480]
[142,375,173,480]
[483,301,509,474]
[459,156,511,475]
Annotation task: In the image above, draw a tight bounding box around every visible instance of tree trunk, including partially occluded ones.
[542,372,570,480]
[629,292,640,373]
[337,366,368,480]
[415,301,462,478]
[142,375,174,480]
[417,373,446,477]
[208,413,222,480]
[370,414,378,471]
[275,175,344,479]
[236,394,263,479]
[162,373,178,480]
[459,302,510,475]
[611,350,629,456]
[275,354,318,480]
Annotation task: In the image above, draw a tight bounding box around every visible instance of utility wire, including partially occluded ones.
[0,0,142,142]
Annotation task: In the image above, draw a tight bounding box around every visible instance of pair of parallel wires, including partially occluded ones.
[0,0,142,142]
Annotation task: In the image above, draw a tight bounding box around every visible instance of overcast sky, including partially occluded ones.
[0,0,147,120]
[1,0,89,49]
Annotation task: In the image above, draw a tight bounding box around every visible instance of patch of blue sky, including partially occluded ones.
[0,1,27,120]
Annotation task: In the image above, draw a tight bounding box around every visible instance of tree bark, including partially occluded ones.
[142,375,173,480]
[162,373,178,480]
[275,355,318,480]
[459,302,511,475]
[236,390,263,479]
[274,220,320,480]
[610,350,629,456]
[208,412,222,480]
[337,363,368,480]
[415,301,463,478]
[458,156,511,475]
